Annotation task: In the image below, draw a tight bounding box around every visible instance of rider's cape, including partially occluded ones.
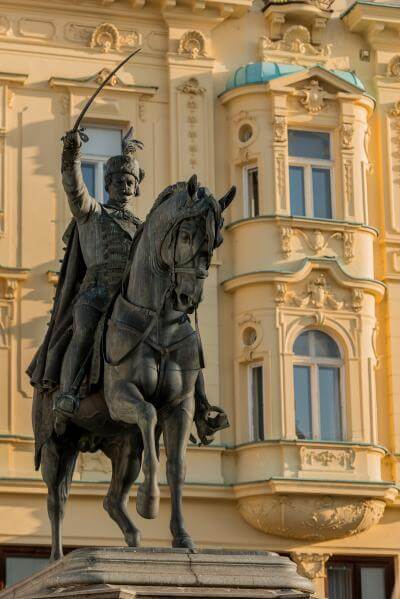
[27,219,86,469]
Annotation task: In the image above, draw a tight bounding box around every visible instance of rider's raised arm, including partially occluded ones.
[61,130,97,222]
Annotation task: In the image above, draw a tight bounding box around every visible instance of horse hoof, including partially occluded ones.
[125,530,141,547]
[136,485,160,519]
[172,535,196,551]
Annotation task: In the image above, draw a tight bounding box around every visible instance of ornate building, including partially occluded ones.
[0,0,399,597]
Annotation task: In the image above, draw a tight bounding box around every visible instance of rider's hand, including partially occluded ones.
[62,130,82,151]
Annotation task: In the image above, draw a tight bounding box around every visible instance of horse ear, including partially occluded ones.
[187,174,198,199]
[219,186,236,212]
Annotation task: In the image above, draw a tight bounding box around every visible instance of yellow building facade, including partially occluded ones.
[0,0,399,597]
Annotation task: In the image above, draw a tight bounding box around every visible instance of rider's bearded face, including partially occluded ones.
[107,172,138,206]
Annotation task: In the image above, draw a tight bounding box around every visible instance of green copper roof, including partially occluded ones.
[224,62,366,93]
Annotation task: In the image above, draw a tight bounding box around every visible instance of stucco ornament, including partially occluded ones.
[273,115,287,142]
[301,79,326,113]
[341,123,354,149]
[285,273,344,310]
[260,26,330,61]
[387,55,400,79]
[300,447,356,471]
[390,101,400,118]
[178,30,206,59]
[90,23,120,52]
[280,227,355,263]
[95,68,118,87]
[238,494,386,541]
[290,553,331,580]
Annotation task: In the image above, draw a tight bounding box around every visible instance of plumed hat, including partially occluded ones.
[105,127,144,183]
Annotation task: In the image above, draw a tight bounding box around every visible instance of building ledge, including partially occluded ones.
[342,1,400,50]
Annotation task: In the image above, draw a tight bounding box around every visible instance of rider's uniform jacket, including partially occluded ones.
[61,146,140,310]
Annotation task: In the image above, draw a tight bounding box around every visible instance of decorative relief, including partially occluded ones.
[259,26,331,61]
[387,56,400,79]
[279,226,355,264]
[275,275,363,313]
[0,305,9,348]
[177,78,205,171]
[60,94,70,116]
[273,115,287,143]
[95,68,118,87]
[65,22,139,53]
[178,30,206,59]
[290,553,331,580]
[238,494,386,541]
[0,16,10,35]
[341,123,354,149]
[238,313,263,360]
[390,101,400,118]
[232,110,255,125]
[275,152,286,204]
[344,159,354,205]
[351,288,364,313]
[300,79,326,113]
[300,447,356,471]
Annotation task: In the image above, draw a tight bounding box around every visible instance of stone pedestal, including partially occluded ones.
[0,548,314,599]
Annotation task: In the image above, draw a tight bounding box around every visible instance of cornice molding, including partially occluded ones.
[49,70,158,97]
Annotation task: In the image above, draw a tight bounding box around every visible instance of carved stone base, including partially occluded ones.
[0,548,314,599]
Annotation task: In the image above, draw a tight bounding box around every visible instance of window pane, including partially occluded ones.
[312,168,332,219]
[328,564,353,599]
[360,567,386,599]
[289,166,306,216]
[250,366,264,441]
[293,331,311,356]
[312,330,340,358]
[319,366,342,441]
[83,127,122,157]
[82,162,96,197]
[294,365,312,439]
[289,130,331,160]
[246,167,259,217]
[6,557,48,587]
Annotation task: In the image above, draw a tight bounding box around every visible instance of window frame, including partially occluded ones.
[326,555,395,599]
[81,124,124,204]
[293,330,345,441]
[247,362,265,442]
[242,164,260,218]
[288,129,335,220]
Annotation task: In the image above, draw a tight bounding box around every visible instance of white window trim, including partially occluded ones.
[293,334,345,441]
[247,362,265,442]
[243,165,259,219]
[288,130,335,219]
[81,155,107,203]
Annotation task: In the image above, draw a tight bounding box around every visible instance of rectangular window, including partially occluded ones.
[243,166,259,218]
[327,556,394,599]
[248,365,264,441]
[81,126,123,203]
[288,130,333,219]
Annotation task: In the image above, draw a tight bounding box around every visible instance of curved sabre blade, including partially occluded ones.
[72,47,142,133]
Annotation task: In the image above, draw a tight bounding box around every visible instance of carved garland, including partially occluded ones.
[275,274,364,312]
[280,226,355,264]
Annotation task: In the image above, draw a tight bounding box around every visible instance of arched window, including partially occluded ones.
[293,330,343,441]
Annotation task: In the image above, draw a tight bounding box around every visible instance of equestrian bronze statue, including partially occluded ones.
[27,125,235,560]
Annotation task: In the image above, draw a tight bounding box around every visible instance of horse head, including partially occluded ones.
[149,174,235,314]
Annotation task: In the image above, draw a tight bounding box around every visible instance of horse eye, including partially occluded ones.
[181,232,190,242]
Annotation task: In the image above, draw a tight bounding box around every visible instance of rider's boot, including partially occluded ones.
[53,392,80,436]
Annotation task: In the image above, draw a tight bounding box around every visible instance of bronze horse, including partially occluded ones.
[37,175,235,560]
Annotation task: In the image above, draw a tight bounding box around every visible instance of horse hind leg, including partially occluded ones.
[41,437,78,562]
[102,432,143,547]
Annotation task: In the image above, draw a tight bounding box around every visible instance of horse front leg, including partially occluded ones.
[162,394,195,550]
[108,381,160,519]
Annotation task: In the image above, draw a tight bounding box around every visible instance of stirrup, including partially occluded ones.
[53,393,79,418]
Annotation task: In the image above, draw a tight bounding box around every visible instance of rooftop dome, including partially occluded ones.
[224,62,366,93]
